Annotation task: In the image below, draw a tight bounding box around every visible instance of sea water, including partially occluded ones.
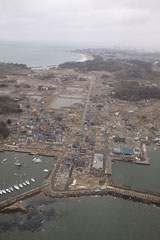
[0,42,86,68]
[0,148,160,239]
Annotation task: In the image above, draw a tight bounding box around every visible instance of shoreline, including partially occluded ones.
[30,51,94,70]
[0,45,93,70]
[77,53,94,62]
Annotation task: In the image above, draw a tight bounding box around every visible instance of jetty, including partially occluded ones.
[0,183,48,211]
[0,181,160,212]
[44,184,160,207]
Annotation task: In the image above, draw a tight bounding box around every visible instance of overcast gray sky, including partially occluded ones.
[0,0,160,49]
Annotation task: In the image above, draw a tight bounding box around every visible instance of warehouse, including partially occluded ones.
[92,153,104,171]
[113,147,134,155]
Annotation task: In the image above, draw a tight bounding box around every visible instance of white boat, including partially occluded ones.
[23,182,27,186]
[14,185,20,190]
[0,190,2,195]
[6,188,11,193]
[32,157,42,163]
[25,180,30,185]
[1,158,8,163]
[15,162,23,167]
[31,178,35,182]
[43,169,49,173]
[2,189,6,194]
[9,187,14,192]
[19,184,23,188]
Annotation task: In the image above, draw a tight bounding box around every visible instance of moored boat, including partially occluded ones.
[9,187,14,192]
[14,185,20,190]
[32,157,42,163]
[6,188,11,193]
[19,184,23,188]
[25,180,30,185]
[1,158,8,163]
[14,161,23,167]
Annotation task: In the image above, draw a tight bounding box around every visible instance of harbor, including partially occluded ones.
[0,146,159,211]
[0,183,48,211]
[0,151,56,202]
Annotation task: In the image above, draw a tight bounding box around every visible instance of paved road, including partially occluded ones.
[81,76,95,129]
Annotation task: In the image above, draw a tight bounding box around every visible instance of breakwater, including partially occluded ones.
[0,183,48,211]
[44,184,160,207]
[1,183,160,212]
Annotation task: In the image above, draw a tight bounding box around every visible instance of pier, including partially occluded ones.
[0,183,48,211]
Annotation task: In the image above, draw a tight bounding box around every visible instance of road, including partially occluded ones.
[46,76,96,191]
[81,76,95,129]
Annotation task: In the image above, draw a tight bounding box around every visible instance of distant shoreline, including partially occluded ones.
[0,44,87,70]
[77,53,94,62]
[30,52,94,70]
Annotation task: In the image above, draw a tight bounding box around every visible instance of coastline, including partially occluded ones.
[30,52,94,70]
[78,53,94,62]
[0,43,92,70]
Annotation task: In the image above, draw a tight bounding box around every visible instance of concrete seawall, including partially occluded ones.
[44,185,160,207]
[1,183,160,211]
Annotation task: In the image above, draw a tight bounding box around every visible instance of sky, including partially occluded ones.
[0,0,160,49]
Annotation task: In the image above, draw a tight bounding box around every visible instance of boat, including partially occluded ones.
[14,185,20,190]
[32,157,42,163]
[14,162,23,167]
[6,188,11,193]
[43,169,49,173]
[23,182,27,186]
[9,187,14,192]
[1,158,8,163]
[25,180,30,185]
[2,189,6,194]
[0,190,2,195]
[19,183,23,188]
[31,178,35,182]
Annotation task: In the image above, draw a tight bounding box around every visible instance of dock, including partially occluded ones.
[0,183,48,211]
[105,156,112,175]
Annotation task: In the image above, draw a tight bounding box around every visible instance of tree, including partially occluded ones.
[7,119,12,125]
[0,121,10,139]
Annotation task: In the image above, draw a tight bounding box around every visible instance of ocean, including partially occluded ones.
[0,42,86,68]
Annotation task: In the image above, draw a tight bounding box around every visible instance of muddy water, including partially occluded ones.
[50,97,82,109]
